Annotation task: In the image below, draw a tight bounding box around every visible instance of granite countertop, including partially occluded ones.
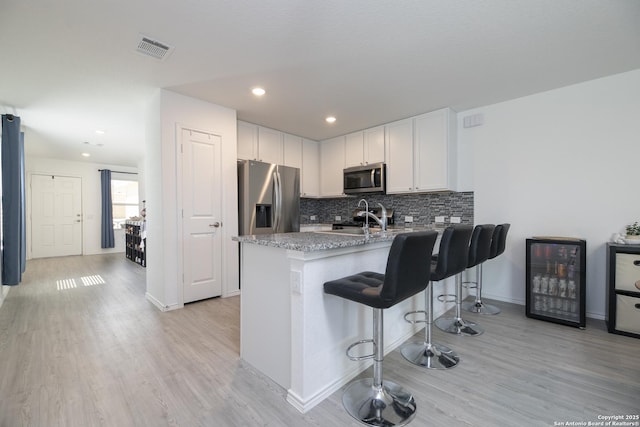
[233,226,438,252]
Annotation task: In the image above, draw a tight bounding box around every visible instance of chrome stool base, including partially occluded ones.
[435,317,484,336]
[462,300,501,315]
[400,341,459,370]
[342,378,417,427]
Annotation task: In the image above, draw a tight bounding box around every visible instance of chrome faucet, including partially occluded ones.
[357,201,388,232]
[357,199,370,233]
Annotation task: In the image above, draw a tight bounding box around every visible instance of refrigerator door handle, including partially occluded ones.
[276,170,283,231]
[273,171,281,232]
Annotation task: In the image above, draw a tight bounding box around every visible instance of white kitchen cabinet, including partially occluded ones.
[301,138,320,197]
[413,108,457,192]
[237,121,283,164]
[257,126,283,165]
[320,135,345,197]
[237,121,258,161]
[283,133,302,169]
[364,126,385,165]
[345,127,385,167]
[345,131,364,167]
[385,108,457,193]
[384,118,414,193]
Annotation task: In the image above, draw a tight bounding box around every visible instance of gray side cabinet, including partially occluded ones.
[606,243,640,338]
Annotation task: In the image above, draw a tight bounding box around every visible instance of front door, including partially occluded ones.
[31,174,82,258]
[181,128,223,303]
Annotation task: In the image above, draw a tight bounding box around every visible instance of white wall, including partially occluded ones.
[144,89,238,311]
[25,156,139,257]
[458,69,640,319]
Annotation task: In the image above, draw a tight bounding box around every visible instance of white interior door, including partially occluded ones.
[182,128,223,303]
[31,174,82,258]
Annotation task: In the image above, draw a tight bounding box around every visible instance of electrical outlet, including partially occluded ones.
[404,216,413,223]
[450,216,461,224]
[335,215,341,222]
[310,215,317,221]
[435,216,446,223]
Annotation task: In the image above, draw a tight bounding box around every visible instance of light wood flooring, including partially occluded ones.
[0,254,638,426]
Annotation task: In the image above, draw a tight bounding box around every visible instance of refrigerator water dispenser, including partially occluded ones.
[255,204,272,228]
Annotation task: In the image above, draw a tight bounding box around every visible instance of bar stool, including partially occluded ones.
[324,231,438,426]
[435,224,493,336]
[323,231,438,427]
[400,225,473,369]
[462,223,510,315]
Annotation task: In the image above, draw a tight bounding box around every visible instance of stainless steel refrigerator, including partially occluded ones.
[238,160,300,235]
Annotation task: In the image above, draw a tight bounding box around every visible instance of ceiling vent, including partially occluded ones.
[136,35,174,61]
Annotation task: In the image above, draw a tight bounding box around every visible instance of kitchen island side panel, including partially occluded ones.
[239,243,292,388]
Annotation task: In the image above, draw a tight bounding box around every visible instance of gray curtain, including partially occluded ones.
[1,114,26,285]
[101,169,115,248]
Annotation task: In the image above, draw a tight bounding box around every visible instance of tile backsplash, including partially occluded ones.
[301,192,473,226]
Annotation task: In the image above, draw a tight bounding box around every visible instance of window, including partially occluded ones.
[111,179,139,229]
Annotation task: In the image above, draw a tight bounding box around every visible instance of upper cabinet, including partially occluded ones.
[385,118,414,193]
[283,133,302,169]
[257,126,283,165]
[364,126,385,165]
[320,135,346,197]
[237,121,283,165]
[385,108,457,193]
[301,139,320,197]
[413,108,457,192]
[237,121,258,161]
[344,127,385,167]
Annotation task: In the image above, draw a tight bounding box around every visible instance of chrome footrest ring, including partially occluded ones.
[462,280,478,290]
[403,310,427,324]
[437,293,456,303]
[346,339,375,361]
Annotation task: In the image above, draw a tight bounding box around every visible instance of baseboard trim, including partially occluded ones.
[223,289,240,298]
[145,292,183,311]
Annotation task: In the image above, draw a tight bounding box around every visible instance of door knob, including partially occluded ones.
[209,222,221,228]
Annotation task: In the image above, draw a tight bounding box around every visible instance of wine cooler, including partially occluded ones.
[525,237,586,328]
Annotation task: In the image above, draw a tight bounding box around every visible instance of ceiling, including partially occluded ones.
[1,0,639,167]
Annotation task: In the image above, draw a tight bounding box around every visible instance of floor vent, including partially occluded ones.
[136,35,174,61]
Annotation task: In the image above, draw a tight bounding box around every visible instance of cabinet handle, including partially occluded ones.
[634,260,640,266]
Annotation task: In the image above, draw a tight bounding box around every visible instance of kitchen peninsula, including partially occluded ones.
[234,229,452,413]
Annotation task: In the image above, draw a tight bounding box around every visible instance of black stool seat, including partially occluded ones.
[324,271,386,307]
[324,231,438,427]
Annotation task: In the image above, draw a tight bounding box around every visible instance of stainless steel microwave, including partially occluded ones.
[343,162,386,194]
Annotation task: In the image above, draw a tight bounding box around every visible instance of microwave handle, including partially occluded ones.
[370,169,376,188]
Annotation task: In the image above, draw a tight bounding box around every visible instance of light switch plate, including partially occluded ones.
[450,216,461,224]
[310,215,317,221]
[435,216,446,223]
[335,215,341,222]
[404,216,413,223]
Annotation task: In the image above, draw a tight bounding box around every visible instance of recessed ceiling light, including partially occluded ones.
[252,87,266,96]
[81,152,91,157]
[325,116,336,124]
[95,130,105,135]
